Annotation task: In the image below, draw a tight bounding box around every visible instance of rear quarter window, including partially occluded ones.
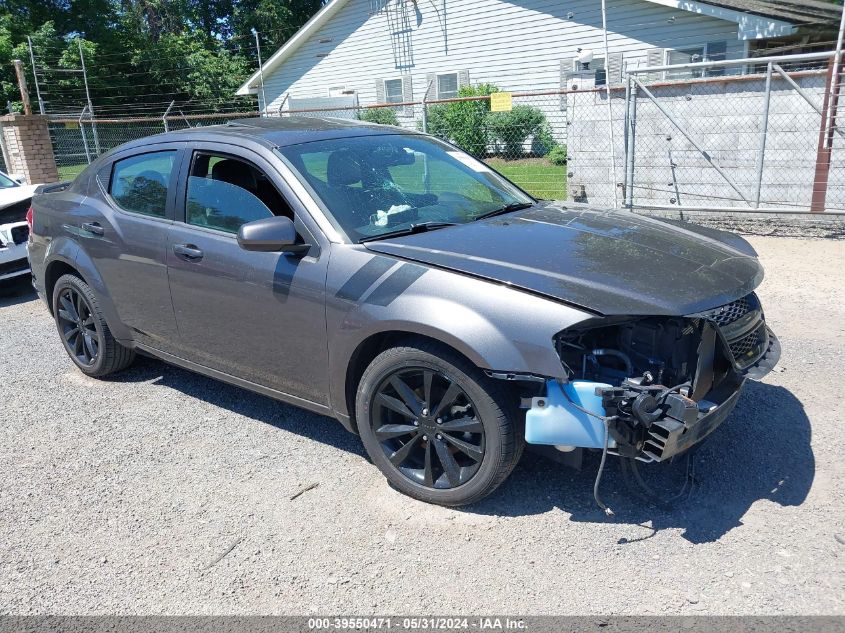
[110,151,176,218]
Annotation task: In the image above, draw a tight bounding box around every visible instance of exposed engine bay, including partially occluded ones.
[518,293,780,514]
[525,293,779,465]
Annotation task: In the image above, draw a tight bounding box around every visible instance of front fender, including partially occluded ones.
[326,248,593,419]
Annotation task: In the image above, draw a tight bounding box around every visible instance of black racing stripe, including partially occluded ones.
[335,256,395,301]
[365,264,427,307]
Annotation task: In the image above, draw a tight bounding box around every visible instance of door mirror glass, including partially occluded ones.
[237,215,310,253]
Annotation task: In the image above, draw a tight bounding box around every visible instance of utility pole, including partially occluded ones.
[12,60,32,115]
[27,36,45,115]
[78,39,100,155]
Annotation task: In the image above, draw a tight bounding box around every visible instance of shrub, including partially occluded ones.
[426,83,499,157]
[487,105,546,158]
[547,144,568,165]
[531,123,557,157]
[358,107,399,126]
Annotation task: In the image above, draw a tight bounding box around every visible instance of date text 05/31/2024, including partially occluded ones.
[307,617,528,630]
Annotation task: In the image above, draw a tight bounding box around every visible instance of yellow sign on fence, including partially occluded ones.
[490,91,513,112]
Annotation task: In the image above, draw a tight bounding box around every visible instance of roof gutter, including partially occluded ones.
[642,0,797,39]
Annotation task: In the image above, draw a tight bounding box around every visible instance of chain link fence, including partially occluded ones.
[46,111,259,180]
[615,51,845,213]
[42,51,845,213]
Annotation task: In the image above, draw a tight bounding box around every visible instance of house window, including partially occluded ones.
[384,78,404,104]
[666,41,728,79]
[437,73,459,99]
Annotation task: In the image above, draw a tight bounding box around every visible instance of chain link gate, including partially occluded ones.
[618,51,845,214]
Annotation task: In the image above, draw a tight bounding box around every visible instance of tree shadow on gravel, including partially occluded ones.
[470,381,814,544]
[110,355,367,458]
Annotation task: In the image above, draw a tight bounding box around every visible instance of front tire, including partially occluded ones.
[356,341,523,506]
[53,273,135,377]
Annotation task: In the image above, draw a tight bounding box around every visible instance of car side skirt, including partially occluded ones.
[135,343,336,420]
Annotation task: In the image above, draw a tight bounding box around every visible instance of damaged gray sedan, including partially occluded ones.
[28,117,780,507]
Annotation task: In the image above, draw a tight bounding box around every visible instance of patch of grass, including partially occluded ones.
[57,164,88,181]
[486,157,567,201]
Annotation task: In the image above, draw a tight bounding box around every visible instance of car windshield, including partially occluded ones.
[276,134,533,242]
[0,172,19,188]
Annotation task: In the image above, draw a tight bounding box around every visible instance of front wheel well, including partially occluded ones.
[344,331,518,433]
[44,261,83,314]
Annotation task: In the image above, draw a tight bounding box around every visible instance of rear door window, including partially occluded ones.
[110,151,176,218]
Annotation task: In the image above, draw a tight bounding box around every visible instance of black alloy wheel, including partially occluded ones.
[52,273,135,377]
[372,367,486,489]
[357,341,523,506]
[56,286,100,367]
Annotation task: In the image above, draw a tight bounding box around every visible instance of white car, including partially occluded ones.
[0,170,38,282]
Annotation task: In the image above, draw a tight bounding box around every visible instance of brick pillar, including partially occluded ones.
[0,114,59,184]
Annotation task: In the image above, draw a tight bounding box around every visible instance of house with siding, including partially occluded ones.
[236,0,839,116]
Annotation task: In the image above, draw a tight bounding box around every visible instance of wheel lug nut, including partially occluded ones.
[421,408,429,416]
[436,418,442,424]
[436,434,442,440]
[413,420,419,426]
[422,435,428,441]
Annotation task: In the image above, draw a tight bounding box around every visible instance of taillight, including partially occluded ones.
[26,206,33,230]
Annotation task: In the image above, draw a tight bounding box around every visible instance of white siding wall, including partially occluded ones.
[259,0,743,113]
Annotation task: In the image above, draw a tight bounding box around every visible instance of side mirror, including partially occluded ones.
[237,216,310,254]
[9,173,26,185]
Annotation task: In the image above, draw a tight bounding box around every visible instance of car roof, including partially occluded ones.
[116,116,420,153]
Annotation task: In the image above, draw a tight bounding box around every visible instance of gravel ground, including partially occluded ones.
[0,236,843,616]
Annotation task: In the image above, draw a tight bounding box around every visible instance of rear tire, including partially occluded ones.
[356,340,523,506]
[53,273,135,377]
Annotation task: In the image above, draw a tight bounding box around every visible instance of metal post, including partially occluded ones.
[27,37,45,115]
[78,104,91,164]
[12,60,32,115]
[622,73,630,205]
[753,62,773,208]
[0,120,12,172]
[825,3,845,151]
[600,0,618,208]
[421,79,434,133]
[254,30,268,116]
[624,77,637,208]
[78,39,100,155]
[421,79,434,194]
[163,100,175,133]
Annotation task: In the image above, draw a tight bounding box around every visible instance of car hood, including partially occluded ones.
[0,184,38,210]
[363,203,764,316]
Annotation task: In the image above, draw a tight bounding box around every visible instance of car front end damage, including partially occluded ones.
[0,200,31,282]
[523,292,780,471]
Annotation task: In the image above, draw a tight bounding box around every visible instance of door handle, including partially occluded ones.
[81,222,104,236]
[174,243,204,261]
